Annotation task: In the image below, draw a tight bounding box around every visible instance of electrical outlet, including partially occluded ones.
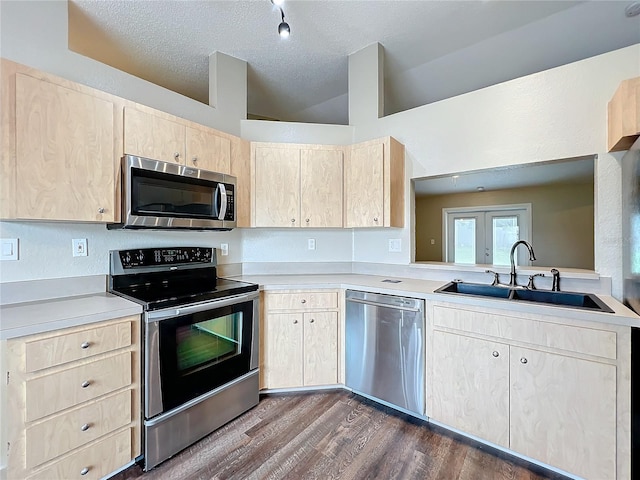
[308,238,316,250]
[220,243,229,256]
[0,238,18,261]
[430,238,435,245]
[72,238,87,257]
[388,239,402,253]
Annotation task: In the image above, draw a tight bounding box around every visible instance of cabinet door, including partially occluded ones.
[263,313,303,388]
[123,107,185,164]
[254,147,300,227]
[185,126,231,173]
[303,312,338,386]
[300,149,343,227]
[345,143,384,227]
[15,74,116,222]
[430,330,509,448]
[510,346,616,479]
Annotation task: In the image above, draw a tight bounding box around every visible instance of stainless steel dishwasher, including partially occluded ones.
[345,290,425,416]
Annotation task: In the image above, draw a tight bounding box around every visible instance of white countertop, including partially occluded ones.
[0,293,143,340]
[232,273,640,328]
[1,273,638,340]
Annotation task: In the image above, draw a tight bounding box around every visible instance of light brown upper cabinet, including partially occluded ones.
[252,144,343,228]
[12,72,118,222]
[123,107,184,164]
[344,136,404,228]
[185,125,231,173]
[124,107,231,173]
[608,76,640,152]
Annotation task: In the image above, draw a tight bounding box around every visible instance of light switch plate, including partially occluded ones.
[308,238,316,250]
[1,238,18,261]
[388,239,402,253]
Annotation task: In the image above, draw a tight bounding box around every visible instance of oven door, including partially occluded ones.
[145,292,259,419]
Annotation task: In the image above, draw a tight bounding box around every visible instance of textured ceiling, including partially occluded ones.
[68,1,640,125]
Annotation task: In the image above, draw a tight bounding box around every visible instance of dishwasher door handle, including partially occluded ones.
[346,297,422,313]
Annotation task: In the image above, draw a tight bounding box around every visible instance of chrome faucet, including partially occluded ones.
[509,240,536,288]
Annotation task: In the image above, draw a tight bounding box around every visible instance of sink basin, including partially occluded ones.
[435,281,511,299]
[435,281,614,313]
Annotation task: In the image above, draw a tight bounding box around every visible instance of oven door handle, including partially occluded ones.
[146,291,259,322]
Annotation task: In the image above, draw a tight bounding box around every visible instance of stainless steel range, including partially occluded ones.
[108,247,259,470]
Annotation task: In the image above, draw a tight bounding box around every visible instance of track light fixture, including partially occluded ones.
[271,0,290,38]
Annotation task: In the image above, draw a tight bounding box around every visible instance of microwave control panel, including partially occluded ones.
[222,184,234,221]
[118,247,213,268]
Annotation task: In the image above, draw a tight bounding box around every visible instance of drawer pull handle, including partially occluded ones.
[520,357,528,364]
[301,299,306,304]
[81,380,91,388]
[80,467,90,476]
[80,423,90,431]
[492,351,499,357]
[80,341,90,349]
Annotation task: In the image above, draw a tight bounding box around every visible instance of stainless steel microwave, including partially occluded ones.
[109,155,236,230]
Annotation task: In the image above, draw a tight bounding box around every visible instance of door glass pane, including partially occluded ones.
[454,218,476,264]
[492,216,519,266]
[176,312,242,373]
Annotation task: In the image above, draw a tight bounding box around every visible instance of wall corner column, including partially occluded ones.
[209,51,248,121]
[348,42,384,126]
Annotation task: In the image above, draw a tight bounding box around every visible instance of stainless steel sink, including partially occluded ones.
[435,281,614,313]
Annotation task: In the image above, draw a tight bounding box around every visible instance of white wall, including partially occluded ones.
[346,44,640,298]
[0,222,242,282]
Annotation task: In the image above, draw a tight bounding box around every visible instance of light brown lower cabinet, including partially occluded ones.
[261,290,340,389]
[427,301,630,480]
[3,316,141,480]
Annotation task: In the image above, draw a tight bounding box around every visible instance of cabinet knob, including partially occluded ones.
[520,357,528,364]
[305,218,310,223]
[80,341,90,349]
[174,152,180,160]
[374,217,379,222]
[301,299,306,304]
[80,467,90,476]
[192,156,198,165]
[293,319,298,324]
[81,380,91,388]
[291,218,296,223]
[97,207,105,214]
[492,351,499,357]
[80,423,90,432]
[309,318,315,323]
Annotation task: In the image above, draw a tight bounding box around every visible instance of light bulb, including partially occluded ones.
[278,22,290,38]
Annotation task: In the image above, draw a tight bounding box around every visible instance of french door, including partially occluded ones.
[444,205,531,266]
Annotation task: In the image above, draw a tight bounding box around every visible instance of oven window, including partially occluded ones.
[157,298,255,413]
[132,168,215,218]
[176,313,242,372]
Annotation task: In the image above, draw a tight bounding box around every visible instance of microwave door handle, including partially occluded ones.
[217,183,227,221]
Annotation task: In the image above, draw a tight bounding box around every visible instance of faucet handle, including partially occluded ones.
[527,273,545,290]
[485,270,500,286]
[551,268,560,291]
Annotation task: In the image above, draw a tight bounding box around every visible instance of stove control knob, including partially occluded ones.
[137,252,145,263]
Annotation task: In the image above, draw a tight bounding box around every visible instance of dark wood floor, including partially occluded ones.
[114,390,567,480]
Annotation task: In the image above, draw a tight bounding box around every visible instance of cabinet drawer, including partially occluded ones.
[26,428,132,480]
[433,305,616,360]
[25,389,132,468]
[265,291,338,311]
[26,352,132,422]
[25,320,132,373]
